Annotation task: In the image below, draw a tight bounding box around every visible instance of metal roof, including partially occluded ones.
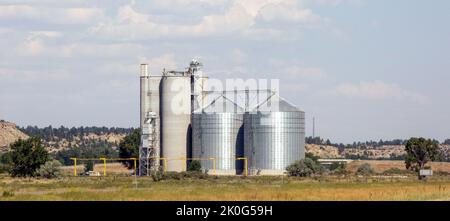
[194,94,244,113]
[250,93,303,113]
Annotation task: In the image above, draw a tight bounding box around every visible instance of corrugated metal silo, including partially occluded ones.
[192,95,244,175]
[244,95,305,175]
[161,74,191,172]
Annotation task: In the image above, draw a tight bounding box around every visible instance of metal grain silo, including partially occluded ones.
[244,95,305,175]
[192,95,244,175]
[161,74,191,172]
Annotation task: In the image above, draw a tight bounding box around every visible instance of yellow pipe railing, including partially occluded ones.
[236,157,248,176]
[69,156,249,177]
[99,158,107,176]
[209,157,216,175]
[70,158,77,176]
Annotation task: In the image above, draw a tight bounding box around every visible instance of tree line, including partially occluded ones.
[19,125,134,141]
[16,125,135,166]
[306,136,446,149]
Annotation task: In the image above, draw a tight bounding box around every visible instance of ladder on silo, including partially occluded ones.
[139,112,158,176]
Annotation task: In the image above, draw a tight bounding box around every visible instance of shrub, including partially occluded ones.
[382,167,413,175]
[434,171,450,176]
[330,162,348,175]
[187,160,202,172]
[37,160,62,179]
[356,163,375,176]
[286,158,323,177]
[0,164,9,174]
[150,167,165,182]
[84,161,94,173]
[305,153,320,162]
[0,152,12,174]
[180,171,207,179]
[2,190,14,197]
[164,171,181,180]
[330,162,346,171]
[0,152,12,164]
[287,160,313,177]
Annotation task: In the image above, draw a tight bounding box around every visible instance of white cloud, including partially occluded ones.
[334,80,429,104]
[133,0,228,15]
[90,0,329,40]
[285,66,326,80]
[139,54,178,74]
[16,35,45,56]
[90,2,253,39]
[304,0,362,7]
[148,54,177,72]
[0,5,38,19]
[0,67,71,81]
[64,8,102,24]
[15,31,64,56]
[61,42,144,58]
[229,49,249,64]
[282,82,309,93]
[257,4,321,24]
[268,58,327,80]
[29,31,62,38]
[0,4,105,24]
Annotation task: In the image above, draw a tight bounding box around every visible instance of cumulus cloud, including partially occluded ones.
[15,31,62,56]
[285,66,327,80]
[268,58,327,80]
[257,4,321,24]
[333,81,429,104]
[139,54,178,74]
[89,0,329,40]
[60,42,144,58]
[148,54,178,72]
[89,2,253,39]
[0,67,71,81]
[0,4,105,24]
[0,0,358,128]
[16,38,44,56]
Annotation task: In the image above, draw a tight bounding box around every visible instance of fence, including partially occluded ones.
[69,157,248,177]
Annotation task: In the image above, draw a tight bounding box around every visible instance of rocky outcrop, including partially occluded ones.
[306,144,341,158]
[0,120,29,151]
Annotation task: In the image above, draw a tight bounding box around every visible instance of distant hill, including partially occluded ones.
[306,143,450,162]
[18,125,134,153]
[0,120,29,151]
[2,120,448,163]
[0,122,135,165]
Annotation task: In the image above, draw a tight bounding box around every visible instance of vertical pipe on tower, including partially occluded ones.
[140,64,149,129]
[139,64,150,176]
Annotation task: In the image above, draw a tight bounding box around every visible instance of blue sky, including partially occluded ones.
[0,0,449,143]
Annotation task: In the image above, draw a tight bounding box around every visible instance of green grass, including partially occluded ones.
[1,174,449,201]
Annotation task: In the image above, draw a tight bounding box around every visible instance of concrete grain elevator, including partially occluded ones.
[139,60,305,176]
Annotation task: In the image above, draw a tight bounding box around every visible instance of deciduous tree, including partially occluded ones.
[405,137,439,180]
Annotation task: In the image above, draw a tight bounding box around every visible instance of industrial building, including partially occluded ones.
[139,60,305,176]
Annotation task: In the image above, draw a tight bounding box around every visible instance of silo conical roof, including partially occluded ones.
[250,93,303,112]
[194,94,244,113]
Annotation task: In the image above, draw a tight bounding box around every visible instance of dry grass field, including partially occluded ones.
[0,174,449,201]
[346,160,450,173]
[2,160,450,201]
[64,161,450,177]
[60,163,134,176]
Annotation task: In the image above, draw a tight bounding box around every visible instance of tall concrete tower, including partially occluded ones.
[139,64,160,175]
